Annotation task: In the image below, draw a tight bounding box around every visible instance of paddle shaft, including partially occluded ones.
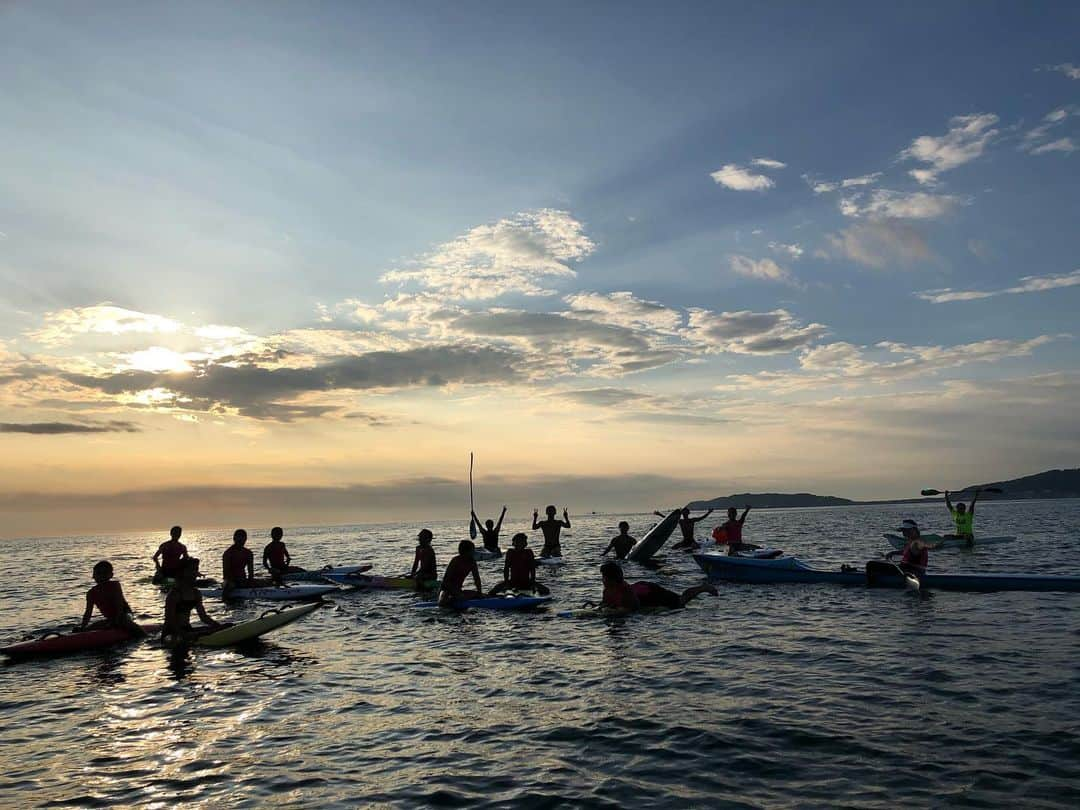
[469,453,477,539]
[921,486,1003,496]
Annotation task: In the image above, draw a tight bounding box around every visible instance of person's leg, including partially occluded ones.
[679,584,718,605]
[534,582,550,596]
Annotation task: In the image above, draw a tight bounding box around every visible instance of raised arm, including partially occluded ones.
[691,509,714,525]
[532,510,540,530]
[970,488,981,512]
[944,490,954,512]
[495,506,507,532]
[653,510,666,518]
[739,506,751,523]
[471,510,481,525]
[561,509,571,528]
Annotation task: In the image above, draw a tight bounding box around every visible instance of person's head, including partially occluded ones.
[955,502,967,514]
[170,525,182,541]
[458,539,475,559]
[681,507,690,518]
[545,505,557,518]
[727,507,737,520]
[484,519,494,530]
[600,561,624,586]
[92,560,113,584]
[180,557,201,582]
[511,532,528,549]
[233,529,248,546]
[618,521,630,535]
[899,519,921,540]
[417,528,433,546]
[271,526,283,541]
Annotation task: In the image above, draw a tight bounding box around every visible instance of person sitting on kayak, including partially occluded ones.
[223,529,261,592]
[884,519,944,578]
[711,506,759,554]
[945,489,980,544]
[152,525,189,584]
[533,505,571,558]
[262,527,301,584]
[78,561,145,636]
[656,507,714,551]
[490,533,550,596]
[602,522,637,560]
[595,561,716,614]
[438,540,484,607]
[471,506,507,554]
[163,557,223,643]
[409,529,439,587]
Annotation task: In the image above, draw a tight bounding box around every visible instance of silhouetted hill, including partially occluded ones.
[962,468,1080,499]
[687,493,854,510]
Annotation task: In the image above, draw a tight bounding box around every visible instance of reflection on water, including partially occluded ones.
[2,501,1079,807]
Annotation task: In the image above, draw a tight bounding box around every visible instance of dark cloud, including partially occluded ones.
[0,420,140,435]
[558,388,652,407]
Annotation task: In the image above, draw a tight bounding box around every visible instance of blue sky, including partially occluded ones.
[0,2,1078,534]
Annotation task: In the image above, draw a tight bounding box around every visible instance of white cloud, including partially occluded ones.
[899,113,999,185]
[563,291,683,333]
[1047,63,1080,80]
[821,220,932,269]
[751,158,787,169]
[916,269,1080,303]
[839,189,958,220]
[380,209,595,300]
[805,172,882,194]
[710,164,774,191]
[1031,137,1076,155]
[685,309,827,354]
[1021,106,1078,153]
[768,242,804,260]
[729,255,800,287]
[27,305,183,347]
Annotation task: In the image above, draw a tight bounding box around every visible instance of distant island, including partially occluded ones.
[686,468,1080,510]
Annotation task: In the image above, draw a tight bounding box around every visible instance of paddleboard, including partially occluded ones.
[473,548,503,560]
[321,572,440,590]
[415,595,552,611]
[537,556,566,566]
[1,623,159,658]
[194,602,322,647]
[200,584,337,601]
[733,547,784,559]
[883,533,1016,550]
[627,509,681,562]
[283,563,372,582]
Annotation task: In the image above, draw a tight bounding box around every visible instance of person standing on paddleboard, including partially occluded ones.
[595,561,716,614]
[163,557,222,643]
[409,529,439,587]
[533,505,571,558]
[945,489,980,544]
[657,508,714,551]
[489,533,549,596]
[470,506,507,554]
[79,561,145,636]
[602,522,637,560]
[222,529,259,593]
[884,520,944,579]
[438,540,483,607]
[152,525,189,584]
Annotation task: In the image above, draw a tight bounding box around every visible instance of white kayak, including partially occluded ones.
[195,603,323,646]
[883,533,1017,551]
[283,563,372,582]
[200,584,338,601]
[537,556,566,566]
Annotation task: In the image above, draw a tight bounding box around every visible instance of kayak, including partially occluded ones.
[537,556,566,566]
[415,595,553,611]
[200,584,337,601]
[143,576,216,589]
[732,547,784,559]
[1,623,159,658]
[693,553,1080,592]
[883,533,1017,550]
[194,603,322,647]
[283,563,372,582]
[320,572,440,590]
[627,509,681,562]
[866,560,920,591]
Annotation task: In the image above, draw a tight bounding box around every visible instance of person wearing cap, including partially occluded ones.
[438,540,483,607]
[409,529,439,586]
[944,489,980,545]
[884,520,944,578]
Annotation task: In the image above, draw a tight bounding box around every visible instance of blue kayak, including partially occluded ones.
[415,595,553,611]
[693,553,1080,593]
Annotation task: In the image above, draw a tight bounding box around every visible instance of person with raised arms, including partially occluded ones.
[711,506,759,554]
[533,505,571,558]
[78,560,145,636]
[163,557,223,643]
[594,561,716,615]
[945,489,980,545]
[602,521,638,560]
[471,506,507,555]
[657,507,714,551]
[438,540,483,607]
[152,525,189,584]
[489,533,550,596]
[409,529,439,587]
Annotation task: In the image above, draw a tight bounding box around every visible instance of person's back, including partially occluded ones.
[411,529,438,582]
[153,526,188,582]
[506,546,536,588]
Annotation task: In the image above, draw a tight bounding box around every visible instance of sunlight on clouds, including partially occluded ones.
[710,163,775,191]
[899,113,999,185]
[916,269,1080,303]
[27,305,183,347]
[729,255,800,287]
[122,347,194,374]
[838,189,958,220]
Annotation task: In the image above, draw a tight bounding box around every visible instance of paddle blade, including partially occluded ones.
[469,517,477,540]
[920,489,941,496]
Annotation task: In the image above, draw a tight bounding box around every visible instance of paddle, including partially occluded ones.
[469,452,478,540]
[920,486,1003,497]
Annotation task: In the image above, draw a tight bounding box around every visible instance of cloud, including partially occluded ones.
[1030,137,1076,155]
[899,113,999,185]
[751,158,787,169]
[729,255,800,287]
[380,209,595,300]
[554,387,728,426]
[710,164,775,191]
[1046,63,1080,80]
[685,309,827,354]
[839,189,959,220]
[821,220,932,269]
[804,172,882,194]
[1021,106,1078,153]
[0,420,140,435]
[916,269,1080,303]
[27,305,183,347]
[767,242,804,260]
[563,291,683,333]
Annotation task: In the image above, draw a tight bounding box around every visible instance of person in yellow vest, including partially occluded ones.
[944,489,980,544]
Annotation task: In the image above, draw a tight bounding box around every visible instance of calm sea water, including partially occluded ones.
[1,500,1079,809]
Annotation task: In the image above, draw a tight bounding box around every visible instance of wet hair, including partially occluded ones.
[545,505,557,516]
[271,526,283,540]
[511,532,528,546]
[93,560,113,578]
[600,561,624,583]
[618,521,630,532]
[418,529,433,543]
[485,519,494,529]
[233,529,247,543]
[170,525,182,540]
[458,539,475,556]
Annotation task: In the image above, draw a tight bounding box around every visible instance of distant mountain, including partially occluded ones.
[962,468,1080,499]
[687,492,854,510]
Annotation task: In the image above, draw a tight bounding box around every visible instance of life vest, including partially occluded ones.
[952,509,974,537]
[712,526,728,543]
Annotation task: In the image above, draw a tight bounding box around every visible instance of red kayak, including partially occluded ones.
[1,624,159,658]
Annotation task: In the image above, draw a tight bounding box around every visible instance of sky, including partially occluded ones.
[1,1,1078,537]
